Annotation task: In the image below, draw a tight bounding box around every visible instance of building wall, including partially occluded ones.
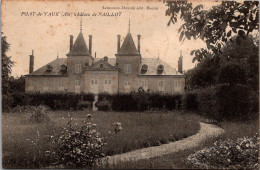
[84,70,118,94]
[67,56,93,93]
[25,76,69,93]
[116,55,141,92]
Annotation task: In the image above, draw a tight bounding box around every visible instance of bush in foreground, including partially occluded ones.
[187,135,259,169]
[47,114,122,169]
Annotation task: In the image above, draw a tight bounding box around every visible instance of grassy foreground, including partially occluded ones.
[2,110,201,168]
[104,119,259,169]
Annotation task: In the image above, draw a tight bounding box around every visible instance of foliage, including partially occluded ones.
[181,91,198,112]
[185,35,258,90]
[2,94,14,112]
[183,84,252,121]
[97,92,182,112]
[29,105,50,123]
[185,57,219,89]
[8,76,25,93]
[1,32,14,95]
[187,135,259,169]
[96,100,111,111]
[48,113,122,168]
[217,61,246,86]
[77,100,92,110]
[10,92,94,110]
[132,88,150,111]
[220,35,259,90]
[164,1,259,62]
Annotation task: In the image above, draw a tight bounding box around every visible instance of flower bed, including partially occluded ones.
[187,135,259,169]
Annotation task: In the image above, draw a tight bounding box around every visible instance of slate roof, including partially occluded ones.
[26,58,68,76]
[93,58,116,66]
[139,58,183,76]
[118,33,139,55]
[67,32,90,56]
[26,57,182,76]
[85,58,118,71]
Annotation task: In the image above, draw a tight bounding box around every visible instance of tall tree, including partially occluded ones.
[1,33,14,95]
[164,0,259,62]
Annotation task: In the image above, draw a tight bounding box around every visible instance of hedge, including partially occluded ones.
[10,92,94,110]
[96,92,182,112]
[182,84,256,121]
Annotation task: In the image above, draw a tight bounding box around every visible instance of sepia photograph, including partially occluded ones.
[1,0,259,169]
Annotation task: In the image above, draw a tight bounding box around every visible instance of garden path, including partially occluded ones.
[101,122,224,165]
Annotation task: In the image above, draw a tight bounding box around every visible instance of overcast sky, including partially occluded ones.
[2,0,219,77]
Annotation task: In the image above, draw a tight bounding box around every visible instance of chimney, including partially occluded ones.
[70,35,73,51]
[29,50,34,74]
[137,35,141,53]
[89,35,92,55]
[95,52,96,58]
[117,35,121,53]
[104,56,108,62]
[178,51,183,74]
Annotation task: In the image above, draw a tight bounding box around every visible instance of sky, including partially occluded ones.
[1,0,220,77]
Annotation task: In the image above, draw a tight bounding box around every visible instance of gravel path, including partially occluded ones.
[101,122,224,165]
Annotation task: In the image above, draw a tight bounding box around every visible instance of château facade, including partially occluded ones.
[25,21,185,94]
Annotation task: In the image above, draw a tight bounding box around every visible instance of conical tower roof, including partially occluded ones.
[118,32,139,55]
[67,32,90,56]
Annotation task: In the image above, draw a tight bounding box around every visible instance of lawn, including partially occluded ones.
[2,110,201,168]
[104,118,259,169]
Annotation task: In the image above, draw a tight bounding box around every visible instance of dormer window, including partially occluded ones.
[46,65,53,72]
[100,64,104,69]
[60,65,67,73]
[157,65,164,74]
[140,64,148,74]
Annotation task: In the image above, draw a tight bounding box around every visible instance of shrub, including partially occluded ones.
[187,135,259,169]
[10,92,94,110]
[183,84,251,121]
[77,100,92,110]
[217,62,247,86]
[96,100,111,111]
[47,114,122,168]
[182,91,198,112]
[2,94,13,112]
[29,105,50,123]
[248,91,259,119]
[215,84,250,121]
[111,93,137,112]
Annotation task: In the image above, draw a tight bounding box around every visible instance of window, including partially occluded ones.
[141,80,148,90]
[158,80,164,92]
[157,65,164,74]
[124,81,130,86]
[75,64,81,73]
[91,79,98,85]
[100,64,104,68]
[141,64,148,74]
[125,64,131,74]
[104,79,112,85]
[75,80,80,86]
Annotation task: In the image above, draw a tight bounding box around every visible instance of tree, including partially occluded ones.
[217,61,247,86]
[185,56,219,89]
[220,35,259,90]
[1,33,14,95]
[8,76,25,93]
[185,35,258,89]
[164,0,259,62]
